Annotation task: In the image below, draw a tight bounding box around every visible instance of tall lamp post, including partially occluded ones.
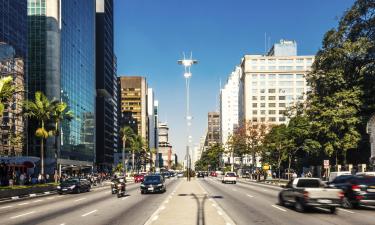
[178,53,198,181]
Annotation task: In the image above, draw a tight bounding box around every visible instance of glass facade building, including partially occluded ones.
[27,0,96,173]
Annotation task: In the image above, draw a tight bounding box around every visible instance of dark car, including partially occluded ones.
[329,175,375,208]
[197,172,205,178]
[140,175,166,194]
[162,172,170,179]
[57,178,91,194]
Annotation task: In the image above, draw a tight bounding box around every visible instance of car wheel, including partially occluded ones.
[141,190,145,194]
[76,188,81,194]
[234,181,236,184]
[329,207,336,214]
[295,199,305,212]
[342,197,353,209]
[278,195,285,206]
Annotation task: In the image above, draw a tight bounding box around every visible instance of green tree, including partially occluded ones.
[0,76,15,115]
[23,92,57,175]
[306,0,374,165]
[120,126,136,173]
[195,144,224,171]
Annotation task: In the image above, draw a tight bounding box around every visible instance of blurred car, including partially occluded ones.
[210,171,217,177]
[242,172,250,178]
[329,175,375,208]
[57,178,91,194]
[140,175,166,194]
[222,172,237,184]
[197,172,205,178]
[162,172,170,179]
[177,172,184,178]
[134,174,144,183]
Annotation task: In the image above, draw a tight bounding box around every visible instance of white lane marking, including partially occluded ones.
[263,189,267,192]
[152,215,158,221]
[121,196,129,200]
[338,208,355,214]
[29,194,37,197]
[81,209,98,217]
[18,202,29,206]
[33,200,43,203]
[271,205,287,212]
[47,197,55,200]
[74,198,86,202]
[212,203,217,207]
[217,210,223,215]
[231,188,237,191]
[60,223,65,225]
[247,194,254,198]
[0,205,13,209]
[57,195,64,198]
[10,211,35,219]
[160,206,166,210]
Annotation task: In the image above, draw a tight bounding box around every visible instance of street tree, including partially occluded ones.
[23,91,58,175]
[0,76,15,115]
[120,126,136,173]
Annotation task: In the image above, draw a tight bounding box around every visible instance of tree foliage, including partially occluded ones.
[195,144,224,171]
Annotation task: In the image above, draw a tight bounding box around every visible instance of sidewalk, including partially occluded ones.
[146,179,234,225]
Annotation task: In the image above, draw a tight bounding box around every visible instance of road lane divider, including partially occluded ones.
[338,208,355,214]
[247,194,254,198]
[33,199,43,203]
[74,198,86,202]
[18,202,29,206]
[10,211,35,219]
[81,209,98,217]
[271,205,287,212]
[0,205,13,209]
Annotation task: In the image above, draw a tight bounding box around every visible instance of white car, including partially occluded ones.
[222,172,237,184]
[177,172,184,178]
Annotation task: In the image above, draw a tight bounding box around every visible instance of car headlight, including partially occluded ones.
[157,184,163,187]
[111,182,115,185]
[140,184,145,187]
[57,186,61,189]
[69,185,76,189]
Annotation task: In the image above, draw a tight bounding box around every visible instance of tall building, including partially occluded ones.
[28,0,96,174]
[118,76,148,139]
[0,44,25,156]
[207,112,220,146]
[147,89,159,168]
[158,122,173,169]
[0,0,27,59]
[220,66,241,146]
[95,0,118,171]
[239,40,314,126]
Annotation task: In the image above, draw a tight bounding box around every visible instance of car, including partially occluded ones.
[210,171,217,177]
[328,175,375,208]
[222,172,237,184]
[57,178,91,194]
[140,175,166,194]
[134,174,144,183]
[197,172,205,178]
[279,178,343,213]
[162,172,170,179]
[177,172,184,178]
[328,171,352,182]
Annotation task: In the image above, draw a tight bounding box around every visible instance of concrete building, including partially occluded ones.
[239,40,314,126]
[158,122,173,169]
[0,44,25,156]
[95,0,118,172]
[118,76,148,140]
[207,112,220,146]
[147,89,159,169]
[27,0,96,174]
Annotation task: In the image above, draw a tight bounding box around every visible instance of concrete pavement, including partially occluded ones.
[145,178,234,225]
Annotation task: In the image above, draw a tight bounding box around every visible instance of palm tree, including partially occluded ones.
[0,76,15,115]
[120,126,136,174]
[23,91,57,175]
[51,101,73,179]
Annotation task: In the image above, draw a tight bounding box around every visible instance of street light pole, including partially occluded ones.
[178,53,198,182]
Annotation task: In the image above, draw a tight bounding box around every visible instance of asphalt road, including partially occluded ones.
[198,177,375,225]
[0,178,181,225]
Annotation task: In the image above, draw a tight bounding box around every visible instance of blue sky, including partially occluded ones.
[114,0,355,160]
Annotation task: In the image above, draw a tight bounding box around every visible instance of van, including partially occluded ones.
[328,171,351,182]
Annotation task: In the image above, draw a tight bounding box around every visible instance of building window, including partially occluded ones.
[269,103,276,107]
[269,110,276,115]
[252,110,257,115]
[260,96,266,100]
[279,117,286,122]
[268,89,276,93]
[252,103,257,107]
[252,74,258,78]
[269,117,276,122]
[296,59,304,63]
[268,96,276,100]
[268,74,276,79]
[260,110,266,115]
[296,81,304,86]
[260,117,266,122]
[279,103,286,107]
[252,96,257,100]
[260,89,266,93]
[279,96,286,100]
[279,74,294,79]
[260,103,266,107]
[279,110,286,115]
[252,117,258,122]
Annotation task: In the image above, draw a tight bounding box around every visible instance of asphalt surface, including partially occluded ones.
[198,177,375,225]
[0,178,181,225]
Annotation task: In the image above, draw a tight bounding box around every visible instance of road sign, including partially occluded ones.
[324,160,329,169]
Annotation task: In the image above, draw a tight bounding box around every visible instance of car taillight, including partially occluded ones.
[338,191,344,199]
[303,191,309,199]
[352,185,361,192]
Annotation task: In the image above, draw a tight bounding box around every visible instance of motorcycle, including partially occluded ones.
[116,182,126,198]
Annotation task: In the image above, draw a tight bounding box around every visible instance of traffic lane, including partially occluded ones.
[0,182,138,215]
[222,178,375,225]
[0,181,149,225]
[200,178,345,225]
[3,178,179,225]
[39,178,181,225]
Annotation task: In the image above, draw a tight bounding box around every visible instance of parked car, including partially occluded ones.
[162,172,170,179]
[278,178,343,213]
[140,175,166,194]
[329,171,352,182]
[177,172,184,178]
[328,175,375,208]
[197,172,205,178]
[242,172,250,178]
[134,174,145,183]
[57,178,91,194]
[222,172,237,184]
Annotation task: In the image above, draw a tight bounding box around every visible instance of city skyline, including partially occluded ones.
[114,0,355,159]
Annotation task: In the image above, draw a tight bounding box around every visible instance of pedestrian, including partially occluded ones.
[20,173,25,185]
[292,172,297,179]
[46,174,50,182]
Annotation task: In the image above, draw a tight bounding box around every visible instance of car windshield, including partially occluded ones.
[226,173,236,177]
[62,179,79,185]
[144,176,161,183]
[296,179,321,188]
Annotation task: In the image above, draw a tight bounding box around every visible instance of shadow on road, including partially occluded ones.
[178,193,208,225]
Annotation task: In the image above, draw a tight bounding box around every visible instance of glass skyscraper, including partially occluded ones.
[28,0,96,173]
